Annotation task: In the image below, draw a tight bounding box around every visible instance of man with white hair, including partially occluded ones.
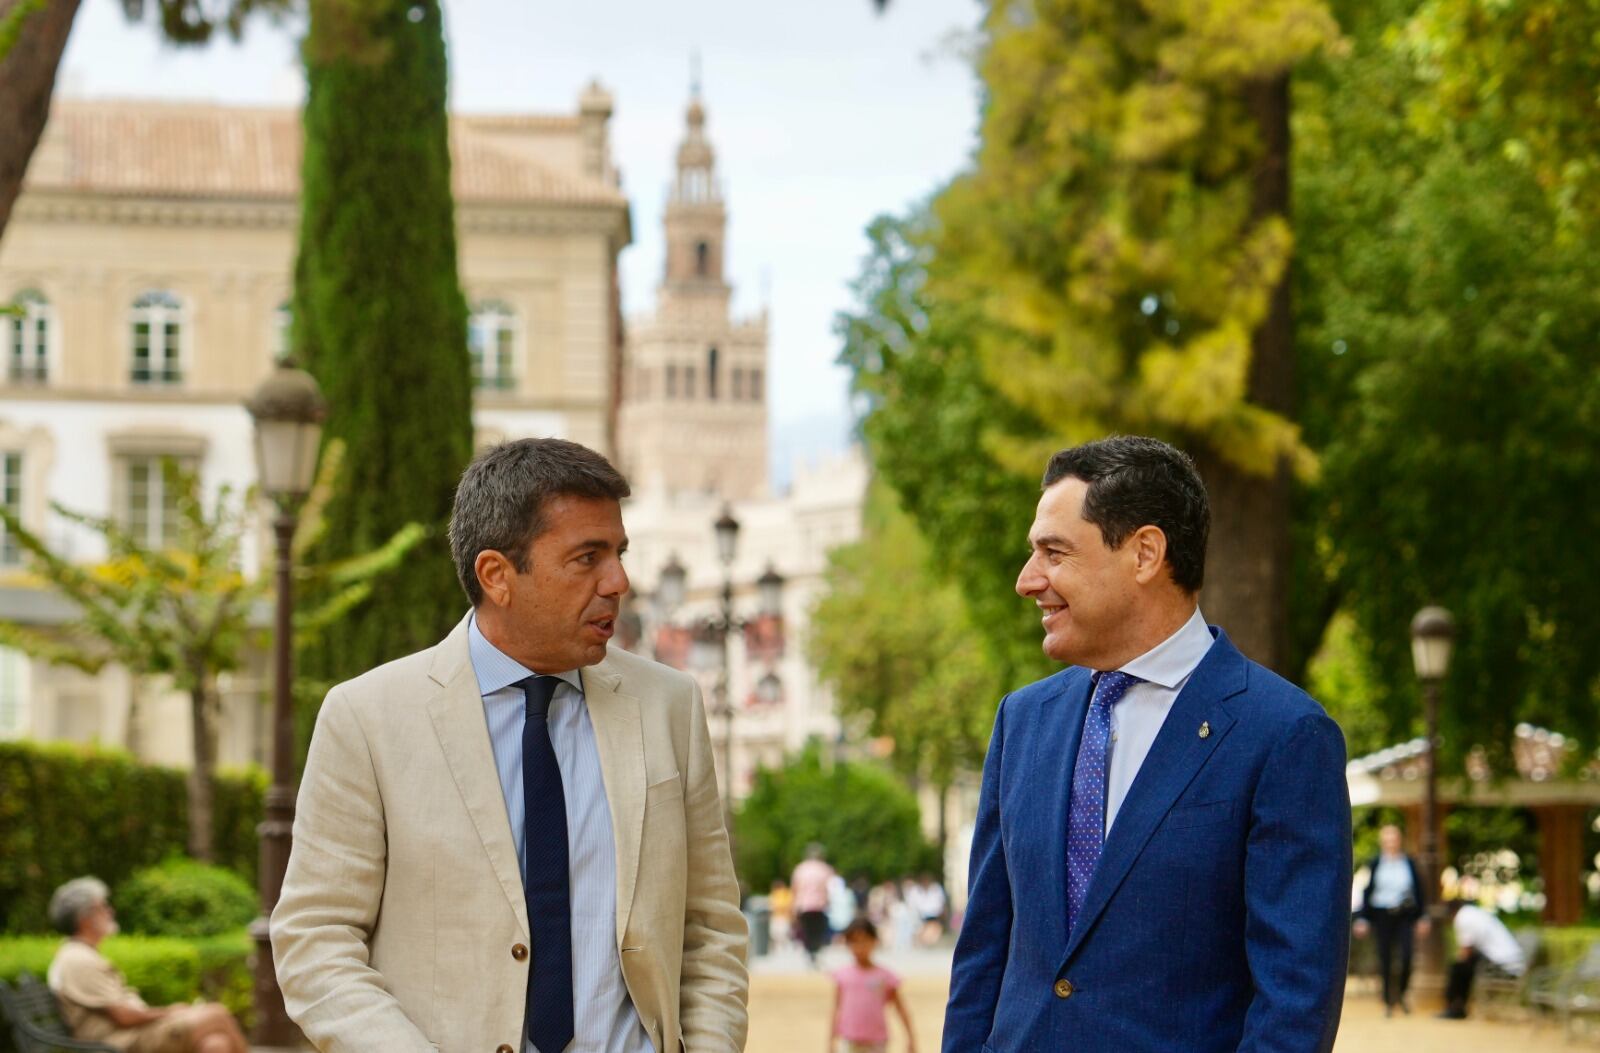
[46,877,246,1053]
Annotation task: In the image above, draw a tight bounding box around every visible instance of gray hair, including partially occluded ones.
[448,438,630,606]
[48,877,108,936]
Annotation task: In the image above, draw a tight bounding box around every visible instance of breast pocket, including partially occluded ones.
[645,771,683,810]
[1163,799,1235,829]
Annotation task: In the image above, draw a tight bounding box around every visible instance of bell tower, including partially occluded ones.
[617,73,770,500]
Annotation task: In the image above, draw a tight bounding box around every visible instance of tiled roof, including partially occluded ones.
[27,99,624,208]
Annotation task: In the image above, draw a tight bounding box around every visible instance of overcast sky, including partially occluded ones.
[56,0,983,478]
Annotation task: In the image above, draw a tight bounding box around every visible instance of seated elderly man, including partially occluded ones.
[45,877,247,1053]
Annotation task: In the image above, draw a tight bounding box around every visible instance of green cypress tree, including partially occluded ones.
[292,0,472,715]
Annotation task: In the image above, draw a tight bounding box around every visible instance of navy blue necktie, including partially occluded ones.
[1065,670,1142,935]
[520,675,573,1053]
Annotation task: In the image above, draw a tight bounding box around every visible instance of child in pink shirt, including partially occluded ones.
[830,918,917,1053]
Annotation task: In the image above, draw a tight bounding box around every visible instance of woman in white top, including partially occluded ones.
[1353,824,1430,1016]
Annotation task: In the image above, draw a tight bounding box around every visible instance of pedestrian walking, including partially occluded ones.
[793,844,838,965]
[829,918,917,1053]
[1353,824,1429,1016]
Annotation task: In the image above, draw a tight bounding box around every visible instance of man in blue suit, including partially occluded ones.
[944,436,1350,1053]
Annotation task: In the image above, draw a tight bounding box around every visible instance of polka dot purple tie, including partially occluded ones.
[1066,670,1142,935]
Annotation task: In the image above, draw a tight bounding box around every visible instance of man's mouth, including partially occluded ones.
[1038,604,1066,627]
[588,616,616,639]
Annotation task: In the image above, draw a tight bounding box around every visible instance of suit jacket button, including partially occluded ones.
[512,943,528,961]
[1054,978,1075,999]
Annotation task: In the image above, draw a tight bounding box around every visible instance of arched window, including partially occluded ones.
[732,367,744,400]
[706,346,719,400]
[130,290,184,385]
[273,301,292,364]
[8,289,51,384]
[666,364,678,399]
[695,241,710,278]
[749,366,764,402]
[468,300,517,391]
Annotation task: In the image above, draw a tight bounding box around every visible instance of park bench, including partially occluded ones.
[1477,928,1545,1020]
[1528,939,1600,1040]
[0,972,117,1053]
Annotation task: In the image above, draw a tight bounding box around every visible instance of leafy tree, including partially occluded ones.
[837,211,1052,691]
[0,0,288,241]
[0,446,423,860]
[1400,0,1600,234]
[914,0,1338,673]
[292,0,474,705]
[1294,0,1600,763]
[808,483,1004,849]
[735,741,935,894]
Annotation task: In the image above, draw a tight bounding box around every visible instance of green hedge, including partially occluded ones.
[0,930,252,1050]
[0,741,264,933]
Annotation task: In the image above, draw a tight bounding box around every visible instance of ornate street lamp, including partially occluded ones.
[245,361,326,1047]
[1411,604,1456,985]
[757,563,785,619]
[713,505,740,567]
[656,553,687,616]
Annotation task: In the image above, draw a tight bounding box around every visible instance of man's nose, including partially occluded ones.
[1016,554,1044,597]
[603,559,630,598]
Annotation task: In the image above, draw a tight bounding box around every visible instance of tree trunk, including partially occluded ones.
[0,0,82,241]
[186,672,218,861]
[1199,73,1294,675]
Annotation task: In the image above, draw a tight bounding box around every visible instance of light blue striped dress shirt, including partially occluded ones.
[468,615,654,1053]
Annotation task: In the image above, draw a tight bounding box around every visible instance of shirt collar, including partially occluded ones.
[1117,606,1214,690]
[467,613,584,698]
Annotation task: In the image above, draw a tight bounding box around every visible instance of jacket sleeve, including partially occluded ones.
[270,687,435,1053]
[942,696,1012,1053]
[677,677,750,1052]
[1237,710,1352,1053]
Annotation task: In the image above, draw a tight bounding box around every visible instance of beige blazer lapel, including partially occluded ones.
[426,614,531,940]
[582,656,647,943]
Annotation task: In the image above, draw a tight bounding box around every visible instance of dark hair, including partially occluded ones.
[842,917,878,941]
[1042,436,1210,593]
[449,438,631,606]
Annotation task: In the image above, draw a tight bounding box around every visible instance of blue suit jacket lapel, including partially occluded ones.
[1060,629,1249,965]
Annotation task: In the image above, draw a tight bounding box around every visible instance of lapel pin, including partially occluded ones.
[1198,721,1211,739]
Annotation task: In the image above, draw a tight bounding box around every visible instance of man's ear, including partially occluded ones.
[474,549,515,608]
[1129,525,1169,586]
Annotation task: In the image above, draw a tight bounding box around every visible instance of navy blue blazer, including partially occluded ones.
[944,629,1351,1053]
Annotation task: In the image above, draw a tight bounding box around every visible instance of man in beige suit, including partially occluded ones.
[271,438,748,1053]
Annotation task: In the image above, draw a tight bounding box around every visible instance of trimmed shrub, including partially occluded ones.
[735,740,939,893]
[116,859,258,938]
[0,741,263,934]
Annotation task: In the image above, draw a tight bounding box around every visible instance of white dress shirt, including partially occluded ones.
[1102,606,1215,832]
[469,615,653,1053]
[1454,905,1526,974]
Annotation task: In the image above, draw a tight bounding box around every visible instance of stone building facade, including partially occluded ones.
[0,89,630,766]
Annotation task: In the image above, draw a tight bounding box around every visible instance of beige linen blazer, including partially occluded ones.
[270,614,749,1053]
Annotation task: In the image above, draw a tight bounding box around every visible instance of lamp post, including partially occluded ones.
[650,511,784,838]
[245,361,326,1047]
[1411,604,1456,984]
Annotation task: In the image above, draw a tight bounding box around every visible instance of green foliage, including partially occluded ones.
[1294,0,1600,762]
[1400,0,1600,234]
[928,0,1332,480]
[809,484,1004,789]
[115,859,258,938]
[0,741,262,934]
[735,742,935,893]
[293,0,474,733]
[0,930,253,1029]
[836,211,1053,691]
[1305,612,1389,760]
